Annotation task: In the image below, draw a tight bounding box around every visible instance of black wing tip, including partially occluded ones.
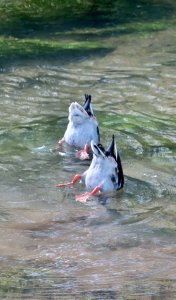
[83,94,93,116]
[85,94,91,102]
[105,135,115,158]
[117,152,124,189]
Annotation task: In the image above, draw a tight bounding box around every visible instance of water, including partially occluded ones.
[0,10,176,300]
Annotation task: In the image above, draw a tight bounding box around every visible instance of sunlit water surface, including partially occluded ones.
[0,26,176,299]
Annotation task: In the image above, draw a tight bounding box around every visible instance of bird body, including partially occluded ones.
[64,101,99,148]
[82,136,124,192]
[55,95,99,159]
[56,135,124,202]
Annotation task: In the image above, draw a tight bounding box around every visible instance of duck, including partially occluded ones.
[56,135,124,202]
[55,94,99,159]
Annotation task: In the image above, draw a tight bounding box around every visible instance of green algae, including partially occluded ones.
[0,267,28,297]
[0,0,175,64]
[0,36,113,63]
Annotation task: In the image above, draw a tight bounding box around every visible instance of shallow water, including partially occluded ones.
[0,16,176,300]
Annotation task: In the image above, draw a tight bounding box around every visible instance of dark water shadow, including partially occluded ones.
[0,47,113,69]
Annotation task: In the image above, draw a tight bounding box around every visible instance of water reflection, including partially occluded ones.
[0,22,176,300]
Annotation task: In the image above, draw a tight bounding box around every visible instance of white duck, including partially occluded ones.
[55,94,99,159]
[56,135,124,202]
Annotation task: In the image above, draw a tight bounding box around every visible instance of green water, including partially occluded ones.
[0,1,176,299]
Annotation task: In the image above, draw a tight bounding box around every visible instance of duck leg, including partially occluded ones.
[75,144,89,160]
[54,137,65,151]
[56,174,81,188]
[75,186,101,203]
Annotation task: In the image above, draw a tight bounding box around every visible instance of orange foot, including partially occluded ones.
[76,144,89,160]
[56,174,81,188]
[53,138,64,151]
[76,186,101,203]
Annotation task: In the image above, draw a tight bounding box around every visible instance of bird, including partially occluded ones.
[54,94,99,160]
[56,135,124,202]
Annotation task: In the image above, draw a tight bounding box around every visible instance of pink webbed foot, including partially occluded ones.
[56,174,81,188]
[76,186,101,203]
[53,138,65,151]
[76,144,89,160]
